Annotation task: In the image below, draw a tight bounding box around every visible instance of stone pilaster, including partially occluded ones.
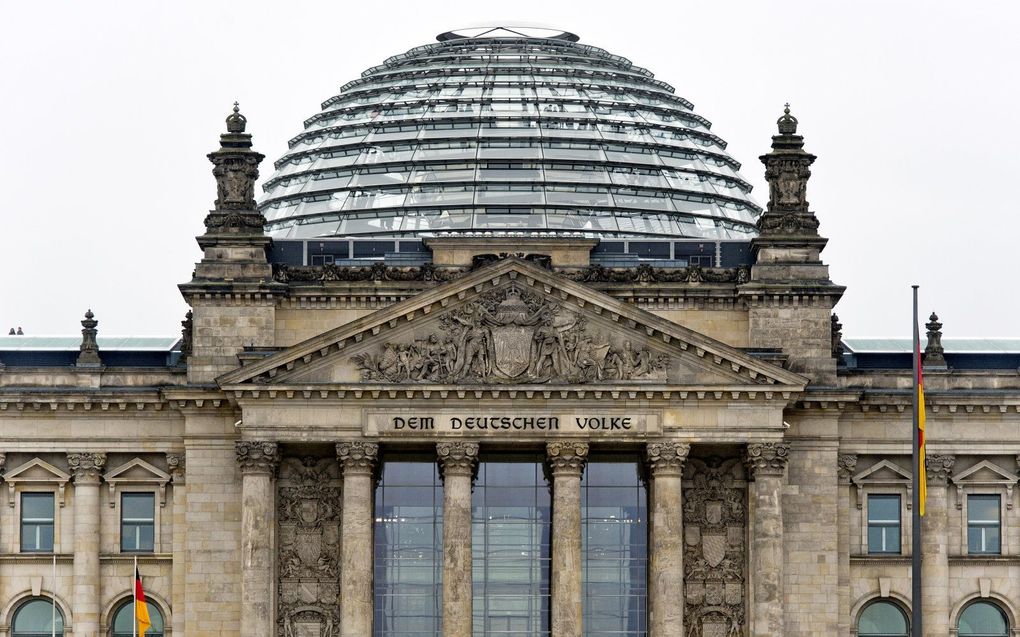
[546,441,588,637]
[922,454,955,636]
[645,441,690,637]
[167,452,186,637]
[67,451,106,637]
[837,454,858,637]
[437,441,479,637]
[235,441,280,637]
[745,442,789,637]
[337,441,379,636]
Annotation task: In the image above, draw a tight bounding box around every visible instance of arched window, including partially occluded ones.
[110,600,164,637]
[12,598,64,637]
[958,601,1009,637]
[858,600,909,637]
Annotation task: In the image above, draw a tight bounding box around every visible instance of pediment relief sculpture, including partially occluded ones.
[350,284,669,384]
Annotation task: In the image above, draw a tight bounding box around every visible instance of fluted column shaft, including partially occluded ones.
[337,441,379,637]
[922,455,955,637]
[437,442,479,637]
[745,442,789,637]
[837,454,858,637]
[236,441,280,637]
[68,452,106,637]
[646,441,690,637]
[547,442,588,637]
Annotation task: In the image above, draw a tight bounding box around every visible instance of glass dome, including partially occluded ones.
[259,29,762,241]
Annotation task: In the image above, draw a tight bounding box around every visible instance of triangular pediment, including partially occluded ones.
[220,259,807,392]
[103,458,170,508]
[852,459,912,485]
[4,458,70,483]
[951,460,1018,485]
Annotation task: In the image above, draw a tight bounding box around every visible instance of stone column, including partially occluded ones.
[235,441,280,637]
[167,452,187,637]
[437,442,479,637]
[837,454,858,637]
[745,442,789,637]
[67,451,106,637]
[645,441,690,637]
[922,454,955,637]
[337,441,379,636]
[546,441,588,637]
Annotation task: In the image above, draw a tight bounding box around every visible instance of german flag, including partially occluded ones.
[916,341,927,516]
[135,568,152,636]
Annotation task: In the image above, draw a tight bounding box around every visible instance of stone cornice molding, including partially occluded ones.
[166,453,186,484]
[546,441,589,476]
[925,454,956,485]
[336,441,379,476]
[67,452,107,483]
[837,454,858,484]
[436,441,479,479]
[235,441,279,475]
[644,441,691,476]
[745,442,790,478]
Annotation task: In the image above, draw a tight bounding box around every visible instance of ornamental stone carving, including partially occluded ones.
[278,457,340,528]
[336,441,379,474]
[76,309,102,367]
[645,441,691,476]
[351,284,669,384]
[67,452,106,482]
[436,441,479,478]
[837,454,858,484]
[235,441,280,474]
[683,456,747,636]
[166,453,186,484]
[924,313,947,367]
[546,442,589,475]
[744,442,791,478]
[925,454,956,484]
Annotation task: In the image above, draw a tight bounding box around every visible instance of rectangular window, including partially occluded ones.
[867,494,901,554]
[21,492,55,552]
[968,494,1001,554]
[121,493,155,552]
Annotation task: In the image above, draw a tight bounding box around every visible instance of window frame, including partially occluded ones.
[966,494,1002,556]
[11,597,65,637]
[109,598,165,637]
[119,491,156,554]
[19,491,56,554]
[866,494,903,555]
[856,599,910,637]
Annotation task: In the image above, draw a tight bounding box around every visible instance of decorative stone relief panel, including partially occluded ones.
[277,456,342,637]
[683,455,747,637]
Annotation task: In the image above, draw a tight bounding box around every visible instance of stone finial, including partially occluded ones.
[644,441,691,476]
[235,440,280,474]
[745,442,791,478]
[925,454,956,485]
[837,454,858,483]
[166,452,186,484]
[546,441,589,476]
[203,103,266,233]
[76,309,102,367]
[831,314,844,358]
[436,441,479,479]
[777,103,798,135]
[336,441,379,475]
[757,105,820,238]
[67,452,107,483]
[226,101,247,133]
[924,312,947,368]
[178,310,193,365]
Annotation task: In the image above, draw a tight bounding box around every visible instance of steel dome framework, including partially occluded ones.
[259,31,762,241]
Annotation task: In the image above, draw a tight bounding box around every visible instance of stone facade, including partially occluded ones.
[1,81,1018,637]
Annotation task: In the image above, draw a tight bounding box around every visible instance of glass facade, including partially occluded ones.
[259,34,761,241]
[472,456,551,636]
[582,457,647,636]
[374,458,443,637]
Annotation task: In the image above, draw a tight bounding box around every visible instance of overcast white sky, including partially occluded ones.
[1,1,1018,339]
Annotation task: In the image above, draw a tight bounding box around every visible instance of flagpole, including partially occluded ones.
[911,285,923,635]
[133,555,138,637]
[51,553,56,637]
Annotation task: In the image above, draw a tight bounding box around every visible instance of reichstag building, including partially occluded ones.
[1,26,1018,637]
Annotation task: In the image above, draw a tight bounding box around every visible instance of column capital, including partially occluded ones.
[235,440,279,474]
[745,442,790,478]
[546,441,588,476]
[925,454,956,485]
[837,453,858,484]
[67,451,106,483]
[336,441,379,475]
[436,441,479,479]
[166,452,186,484]
[645,441,691,476]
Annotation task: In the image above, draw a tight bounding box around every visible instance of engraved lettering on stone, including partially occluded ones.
[351,284,669,384]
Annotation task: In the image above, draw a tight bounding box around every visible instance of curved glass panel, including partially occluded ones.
[858,601,909,637]
[472,456,551,636]
[12,599,64,637]
[959,602,1009,636]
[259,34,761,240]
[374,458,443,637]
[112,600,165,636]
